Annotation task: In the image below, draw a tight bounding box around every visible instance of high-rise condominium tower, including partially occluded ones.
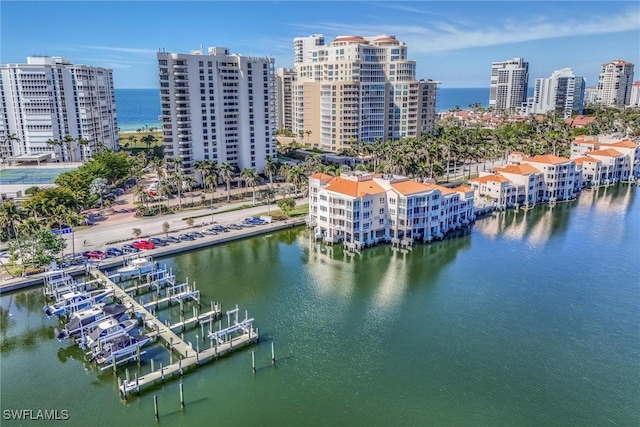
[292,34,438,152]
[529,68,585,118]
[596,59,634,106]
[0,56,118,162]
[489,57,529,112]
[275,68,296,132]
[157,47,276,178]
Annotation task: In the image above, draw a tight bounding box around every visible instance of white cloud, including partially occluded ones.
[291,8,640,54]
[79,45,157,55]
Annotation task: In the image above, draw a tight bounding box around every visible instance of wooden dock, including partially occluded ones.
[90,270,194,359]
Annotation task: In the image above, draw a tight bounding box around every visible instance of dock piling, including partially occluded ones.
[154,395,159,421]
[160,362,164,383]
[126,368,130,383]
[271,342,275,365]
[252,351,256,373]
[179,383,185,409]
[151,359,155,373]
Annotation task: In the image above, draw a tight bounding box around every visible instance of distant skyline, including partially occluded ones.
[1,1,638,89]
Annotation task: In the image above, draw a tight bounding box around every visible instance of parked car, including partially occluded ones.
[164,235,180,244]
[106,247,124,257]
[85,250,106,260]
[121,244,140,253]
[201,228,218,236]
[132,240,155,250]
[211,225,229,233]
[178,234,195,241]
[148,237,168,246]
[187,231,205,239]
[113,188,124,196]
[228,224,242,230]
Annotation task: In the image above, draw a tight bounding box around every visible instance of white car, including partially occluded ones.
[201,228,218,236]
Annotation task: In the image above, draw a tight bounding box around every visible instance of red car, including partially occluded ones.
[132,240,155,250]
[85,250,106,259]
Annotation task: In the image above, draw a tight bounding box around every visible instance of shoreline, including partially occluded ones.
[0,218,305,294]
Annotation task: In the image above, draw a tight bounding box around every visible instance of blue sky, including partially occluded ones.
[1,1,638,89]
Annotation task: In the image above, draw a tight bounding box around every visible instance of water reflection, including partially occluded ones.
[475,184,637,249]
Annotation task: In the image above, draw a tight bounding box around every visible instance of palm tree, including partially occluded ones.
[134,184,147,207]
[76,136,89,161]
[305,130,312,145]
[2,133,20,159]
[62,134,75,162]
[171,172,183,210]
[0,201,26,242]
[263,156,278,184]
[241,168,260,205]
[46,138,62,160]
[285,165,307,197]
[184,176,196,205]
[219,162,235,203]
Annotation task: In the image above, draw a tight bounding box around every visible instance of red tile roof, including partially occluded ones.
[586,148,624,157]
[468,175,511,184]
[390,180,432,196]
[573,156,600,165]
[495,164,541,175]
[325,177,385,197]
[601,140,638,149]
[522,154,571,165]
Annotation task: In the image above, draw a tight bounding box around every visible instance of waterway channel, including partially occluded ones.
[1,184,638,426]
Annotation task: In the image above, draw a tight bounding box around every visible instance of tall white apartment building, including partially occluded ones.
[292,34,439,152]
[583,86,598,104]
[308,171,474,247]
[158,47,276,177]
[628,81,640,107]
[489,57,529,112]
[571,137,640,186]
[529,68,585,118]
[596,59,634,106]
[275,68,296,132]
[294,34,325,65]
[0,56,118,161]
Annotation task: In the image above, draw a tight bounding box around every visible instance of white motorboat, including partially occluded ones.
[82,317,138,348]
[91,334,150,365]
[54,304,127,341]
[116,256,158,280]
[43,289,113,317]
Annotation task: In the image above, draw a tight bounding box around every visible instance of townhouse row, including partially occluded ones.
[308,171,475,247]
[468,138,640,209]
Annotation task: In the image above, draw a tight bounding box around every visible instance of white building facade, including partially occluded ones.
[489,57,529,112]
[275,68,296,132]
[596,59,635,106]
[628,81,640,107]
[292,34,439,152]
[308,171,474,247]
[158,47,277,178]
[571,138,640,186]
[0,56,118,161]
[529,68,585,118]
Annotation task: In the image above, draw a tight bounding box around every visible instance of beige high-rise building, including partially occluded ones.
[596,59,634,106]
[275,68,296,132]
[489,57,529,112]
[291,34,438,152]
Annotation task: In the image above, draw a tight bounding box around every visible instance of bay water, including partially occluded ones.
[1,184,638,426]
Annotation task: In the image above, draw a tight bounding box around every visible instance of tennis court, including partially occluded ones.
[0,168,75,185]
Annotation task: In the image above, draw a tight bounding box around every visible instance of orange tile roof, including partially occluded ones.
[573,156,600,165]
[451,185,474,194]
[309,173,334,180]
[495,164,541,175]
[522,154,571,165]
[601,140,638,149]
[432,184,457,195]
[390,180,433,195]
[468,174,511,184]
[325,177,385,197]
[586,148,624,157]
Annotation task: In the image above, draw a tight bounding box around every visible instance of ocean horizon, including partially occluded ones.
[114,87,532,131]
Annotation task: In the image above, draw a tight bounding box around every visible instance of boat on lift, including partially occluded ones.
[91,334,150,365]
[116,255,158,280]
[82,317,139,349]
[54,304,128,341]
[43,289,113,317]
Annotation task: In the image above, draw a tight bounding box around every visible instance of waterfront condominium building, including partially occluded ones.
[489,57,529,112]
[275,68,296,132]
[157,47,276,178]
[0,56,118,162]
[596,59,635,106]
[571,136,640,186]
[308,171,475,247]
[628,81,640,107]
[528,68,585,118]
[291,34,439,152]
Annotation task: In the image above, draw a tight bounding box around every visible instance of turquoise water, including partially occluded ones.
[1,184,638,426]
